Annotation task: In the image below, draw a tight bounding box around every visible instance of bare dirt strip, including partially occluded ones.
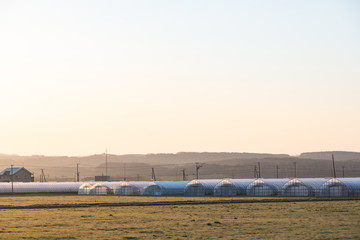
[0,197,359,209]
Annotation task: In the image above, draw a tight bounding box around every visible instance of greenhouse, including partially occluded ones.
[143,181,189,196]
[88,183,114,195]
[319,178,351,197]
[184,179,222,196]
[0,182,84,193]
[337,178,360,197]
[246,178,289,196]
[78,182,93,195]
[214,179,254,196]
[114,181,155,195]
[281,178,329,197]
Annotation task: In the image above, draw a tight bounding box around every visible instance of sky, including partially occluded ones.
[0,0,359,156]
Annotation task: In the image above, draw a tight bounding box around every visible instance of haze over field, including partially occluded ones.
[0,1,360,157]
[1,151,359,181]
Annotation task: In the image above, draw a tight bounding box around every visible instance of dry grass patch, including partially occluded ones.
[0,196,359,239]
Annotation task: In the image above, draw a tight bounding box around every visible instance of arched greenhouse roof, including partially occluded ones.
[214,179,254,196]
[114,181,156,195]
[333,178,360,197]
[153,181,189,195]
[78,182,93,195]
[184,179,222,196]
[247,178,289,196]
[0,182,84,193]
[89,183,114,195]
[319,178,349,197]
[281,178,329,196]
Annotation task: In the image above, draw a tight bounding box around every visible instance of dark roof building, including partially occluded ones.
[0,167,34,182]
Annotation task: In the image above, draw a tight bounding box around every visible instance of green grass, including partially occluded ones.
[0,196,359,239]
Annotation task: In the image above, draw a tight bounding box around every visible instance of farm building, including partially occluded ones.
[0,182,83,193]
[184,179,222,196]
[281,178,329,197]
[0,167,34,182]
[143,181,189,196]
[214,179,254,196]
[246,178,289,196]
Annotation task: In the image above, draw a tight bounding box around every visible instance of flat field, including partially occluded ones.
[0,195,359,239]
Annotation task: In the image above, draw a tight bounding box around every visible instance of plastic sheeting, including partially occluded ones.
[184,179,222,196]
[114,181,155,195]
[214,179,254,196]
[0,182,84,193]
[78,183,93,195]
[89,183,114,195]
[336,178,360,197]
[247,178,289,196]
[281,178,329,197]
[319,178,349,197]
[144,181,189,196]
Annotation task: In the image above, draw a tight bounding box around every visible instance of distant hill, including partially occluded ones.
[0,152,291,166]
[0,152,359,181]
[299,151,360,161]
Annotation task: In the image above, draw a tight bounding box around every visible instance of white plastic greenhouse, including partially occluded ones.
[319,178,350,197]
[88,183,114,195]
[143,181,189,196]
[246,178,289,196]
[1,178,358,197]
[214,179,254,196]
[114,181,155,195]
[184,179,222,196]
[281,178,329,197]
[0,182,84,193]
[78,182,93,195]
[336,178,360,197]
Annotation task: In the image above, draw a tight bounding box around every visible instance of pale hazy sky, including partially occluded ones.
[0,0,359,156]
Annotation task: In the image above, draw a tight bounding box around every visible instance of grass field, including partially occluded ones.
[0,195,359,239]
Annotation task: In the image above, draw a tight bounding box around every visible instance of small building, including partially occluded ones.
[95,175,110,181]
[0,167,34,182]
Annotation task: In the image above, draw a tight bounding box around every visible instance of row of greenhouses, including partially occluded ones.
[0,178,359,197]
[78,178,360,197]
[0,182,84,193]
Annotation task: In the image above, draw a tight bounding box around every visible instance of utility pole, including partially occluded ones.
[76,163,80,182]
[254,165,258,178]
[258,162,261,178]
[294,162,297,178]
[151,168,156,181]
[40,169,47,182]
[123,162,126,181]
[181,169,186,181]
[342,166,345,178]
[195,162,203,179]
[105,149,108,177]
[276,165,279,179]
[332,154,337,178]
[11,165,14,193]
